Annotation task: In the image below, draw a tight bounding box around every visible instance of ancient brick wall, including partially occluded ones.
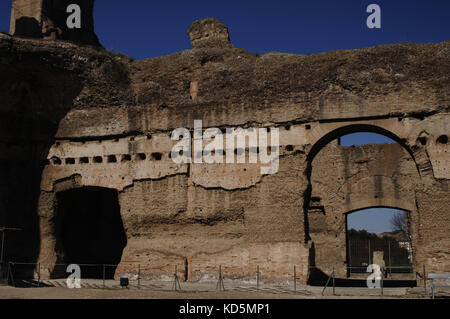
[0,13,448,283]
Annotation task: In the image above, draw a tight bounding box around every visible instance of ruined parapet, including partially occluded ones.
[187,18,232,49]
[9,0,43,38]
[10,0,100,46]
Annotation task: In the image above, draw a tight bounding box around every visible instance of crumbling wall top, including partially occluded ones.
[187,18,232,49]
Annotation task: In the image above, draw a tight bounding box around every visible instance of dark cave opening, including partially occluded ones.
[53,187,127,279]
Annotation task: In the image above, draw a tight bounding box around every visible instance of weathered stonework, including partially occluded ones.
[10,0,100,46]
[0,7,448,284]
[187,18,232,49]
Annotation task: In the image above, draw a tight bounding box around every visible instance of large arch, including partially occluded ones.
[306,122,417,168]
[342,198,415,215]
[304,122,421,283]
[304,119,436,179]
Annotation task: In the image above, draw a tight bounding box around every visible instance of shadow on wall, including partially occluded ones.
[41,0,100,46]
[0,55,85,277]
[50,187,127,279]
[14,17,42,38]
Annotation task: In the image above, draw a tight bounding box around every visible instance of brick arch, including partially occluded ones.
[343,198,415,215]
[304,130,420,279]
[333,174,417,214]
[307,119,412,146]
[307,122,413,165]
[306,120,432,179]
[303,120,422,245]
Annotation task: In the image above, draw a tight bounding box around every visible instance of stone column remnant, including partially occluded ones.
[10,0,100,46]
[187,17,233,49]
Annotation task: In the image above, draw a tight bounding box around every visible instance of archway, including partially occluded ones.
[345,207,413,279]
[306,123,416,166]
[52,187,127,279]
[304,124,420,285]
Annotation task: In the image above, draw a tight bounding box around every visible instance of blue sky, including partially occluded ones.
[1,1,444,233]
[347,208,404,234]
[1,1,449,59]
[340,132,395,146]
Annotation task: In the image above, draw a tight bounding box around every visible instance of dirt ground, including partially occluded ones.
[0,285,439,299]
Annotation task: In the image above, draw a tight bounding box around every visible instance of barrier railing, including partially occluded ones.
[2,261,424,297]
[347,265,413,275]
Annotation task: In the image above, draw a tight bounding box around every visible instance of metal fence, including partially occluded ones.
[0,262,7,285]
[348,238,413,275]
[0,261,430,297]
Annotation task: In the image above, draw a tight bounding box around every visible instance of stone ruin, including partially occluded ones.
[9,0,99,45]
[0,0,448,284]
[187,18,233,49]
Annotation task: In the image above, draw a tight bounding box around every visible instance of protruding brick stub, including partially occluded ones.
[10,0,100,46]
[187,18,232,49]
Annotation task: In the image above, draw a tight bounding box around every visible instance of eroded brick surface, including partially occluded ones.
[0,10,448,283]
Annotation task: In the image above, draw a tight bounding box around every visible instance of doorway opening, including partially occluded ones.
[52,187,127,279]
[346,207,413,279]
[305,125,419,286]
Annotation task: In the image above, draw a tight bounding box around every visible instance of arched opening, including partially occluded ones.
[306,124,414,164]
[339,132,396,146]
[346,207,413,279]
[52,187,127,279]
[305,124,419,286]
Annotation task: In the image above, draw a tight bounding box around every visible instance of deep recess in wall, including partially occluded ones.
[306,127,418,286]
[52,187,127,279]
[340,132,399,233]
[346,207,413,278]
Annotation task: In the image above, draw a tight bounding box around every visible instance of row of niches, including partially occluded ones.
[190,144,302,158]
[44,144,303,166]
[45,152,165,166]
[416,134,448,146]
